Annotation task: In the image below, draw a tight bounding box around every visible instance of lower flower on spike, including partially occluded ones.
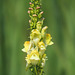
[26,50,40,65]
[30,50,40,65]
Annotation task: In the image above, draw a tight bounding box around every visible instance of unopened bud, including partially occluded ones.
[29,7,33,10]
[28,11,30,14]
[29,2,32,5]
[33,14,37,17]
[29,20,31,23]
[40,11,43,14]
[36,7,40,9]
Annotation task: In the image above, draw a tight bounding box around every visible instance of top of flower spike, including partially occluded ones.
[28,0,43,29]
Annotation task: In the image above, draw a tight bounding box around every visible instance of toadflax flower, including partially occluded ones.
[30,50,40,65]
[38,41,46,56]
[22,41,30,53]
[45,34,54,46]
[22,41,34,54]
[41,26,48,38]
[22,0,54,75]
[30,29,41,45]
[25,50,40,65]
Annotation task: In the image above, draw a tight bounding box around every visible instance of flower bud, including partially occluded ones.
[29,7,33,10]
[36,21,42,31]
[29,2,32,5]
[33,14,37,17]
[40,11,44,14]
[29,20,31,23]
[36,7,40,9]
[28,10,30,14]
[35,1,39,4]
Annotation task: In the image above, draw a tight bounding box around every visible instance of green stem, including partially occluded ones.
[35,66,37,75]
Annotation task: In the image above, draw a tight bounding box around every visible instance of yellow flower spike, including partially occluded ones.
[41,26,48,38]
[30,29,41,45]
[45,34,54,45]
[22,41,30,53]
[30,50,40,65]
[22,0,54,73]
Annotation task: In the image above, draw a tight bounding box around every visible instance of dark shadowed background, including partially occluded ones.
[0,0,75,75]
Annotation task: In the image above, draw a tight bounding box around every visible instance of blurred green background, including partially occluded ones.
[0,0,75,75]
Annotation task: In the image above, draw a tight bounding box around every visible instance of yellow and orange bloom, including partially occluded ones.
[22,41,34,54]
[22,41,30,53]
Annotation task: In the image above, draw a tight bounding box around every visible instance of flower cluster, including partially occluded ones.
[22,0,54,75]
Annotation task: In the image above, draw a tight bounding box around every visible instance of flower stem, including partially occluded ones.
[35,66,37,75]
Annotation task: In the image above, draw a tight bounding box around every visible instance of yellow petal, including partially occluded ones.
[30,50,39,57]
[48,41,54,45]
[45,34,52,45]
[30,50,40,65]
[41,26,48,37]
[36,21,42,31]
[43,54,46,58]
[42,26,48,33]
[30,29,41,39]
[30,29,41,45]
[25,54,31,64]
[38,41,46,51]
[31,29,41,35]
[24,41,30,52]
[22,48,26,52]
[38,41,45,47]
